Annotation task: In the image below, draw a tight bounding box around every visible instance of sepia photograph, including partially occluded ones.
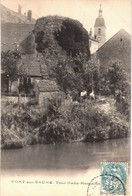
[1,0,131,195]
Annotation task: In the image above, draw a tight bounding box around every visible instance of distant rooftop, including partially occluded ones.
[1,4,36,24]
[1,23,35,52]
[96,29,131,76]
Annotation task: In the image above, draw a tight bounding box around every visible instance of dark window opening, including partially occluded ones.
[98,28,101,34]
[24,78,27,86]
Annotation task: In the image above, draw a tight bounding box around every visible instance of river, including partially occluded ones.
[1,137,130,171]
[1,138,130,196]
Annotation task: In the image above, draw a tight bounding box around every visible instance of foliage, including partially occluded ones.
[115,83,130,120]
[98,60,130,99]
[98,60,130,119]
[1,50,21,92]
[50,53,100,98]
[34,16,90,82]
[34,16,90,57]
[54,19,90,57]
[1,97,129,149]
[34,16,103,97]
[38,99,129,144]
[50,55,84,94]
[106,61,127,96]
[82,55,100,94]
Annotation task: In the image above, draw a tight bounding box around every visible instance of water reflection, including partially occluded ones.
[1,138,130,171]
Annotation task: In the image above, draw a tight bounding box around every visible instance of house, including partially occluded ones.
[17,32,49,95]
[34,79,64,107]
[18,55,43,95]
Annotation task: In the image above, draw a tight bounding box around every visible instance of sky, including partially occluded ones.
[1,0,131,39]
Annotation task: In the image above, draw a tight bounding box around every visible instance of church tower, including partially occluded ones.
[94,5,106,48]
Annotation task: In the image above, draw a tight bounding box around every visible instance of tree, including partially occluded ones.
[54,19,90,58]
[51,55,84,96]
[107,61,127,97]
[81,55,100,95]
[1,50,21,93]
[49,52,100,100]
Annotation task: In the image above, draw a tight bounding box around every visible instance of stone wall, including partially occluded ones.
[1,95,35,104]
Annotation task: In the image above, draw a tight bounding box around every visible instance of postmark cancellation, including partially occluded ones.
[100,162,128,195]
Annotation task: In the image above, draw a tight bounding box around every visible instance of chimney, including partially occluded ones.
[89,28,92,37]
[18,5,22,15]
[27,10,32,22]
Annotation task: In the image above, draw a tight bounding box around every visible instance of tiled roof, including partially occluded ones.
[18,54,49,77]
[36,80,59,92]
[1,23,35,52]
[23,62,42,76]
[96,29,131,76]
[19,58,42,77]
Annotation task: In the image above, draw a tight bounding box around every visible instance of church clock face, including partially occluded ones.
[97,37,102,41]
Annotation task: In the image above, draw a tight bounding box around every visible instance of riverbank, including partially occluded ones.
[1,97,130,149]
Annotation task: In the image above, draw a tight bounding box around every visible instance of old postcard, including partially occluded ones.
[1,0,131,195]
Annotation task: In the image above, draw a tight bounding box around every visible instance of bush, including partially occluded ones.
[37,99,129,144]
[116,95,130,121]
[1,98,130,149]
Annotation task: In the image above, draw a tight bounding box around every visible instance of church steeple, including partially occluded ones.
[94,5,106,48]
[99,4,103,17]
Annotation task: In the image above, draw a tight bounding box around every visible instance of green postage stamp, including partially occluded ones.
[101,162,127,195]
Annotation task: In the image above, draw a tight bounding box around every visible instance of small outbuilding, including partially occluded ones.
[35,79,64,108]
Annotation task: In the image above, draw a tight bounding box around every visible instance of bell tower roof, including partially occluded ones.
[94,4,106,27]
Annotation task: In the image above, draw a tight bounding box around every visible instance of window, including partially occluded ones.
[98,28,101,34]
[24,78,27,86]
[28,78,31,84]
